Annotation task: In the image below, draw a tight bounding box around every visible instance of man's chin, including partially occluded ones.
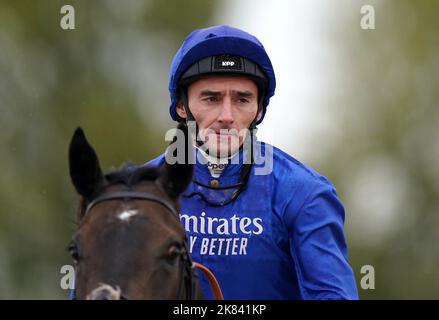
[204,142,240,159]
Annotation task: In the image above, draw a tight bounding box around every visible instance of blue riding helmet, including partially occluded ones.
[168,25,276,125]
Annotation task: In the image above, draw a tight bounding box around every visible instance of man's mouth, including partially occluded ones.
[215,132,236,136]
[199,128,240,144]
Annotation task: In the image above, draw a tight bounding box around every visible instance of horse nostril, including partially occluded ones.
[86,284,122,300]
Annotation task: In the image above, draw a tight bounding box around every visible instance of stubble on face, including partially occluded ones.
[177,75,261,158]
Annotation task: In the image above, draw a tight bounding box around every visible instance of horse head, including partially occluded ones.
[68,127,203,299]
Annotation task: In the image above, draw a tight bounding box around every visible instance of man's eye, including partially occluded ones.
[204,97,219,102]
[238,98,249,103]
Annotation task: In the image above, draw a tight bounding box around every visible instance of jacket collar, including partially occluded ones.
[192,145,249,183]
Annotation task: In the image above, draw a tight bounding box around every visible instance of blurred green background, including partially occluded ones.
[0,0,437,299]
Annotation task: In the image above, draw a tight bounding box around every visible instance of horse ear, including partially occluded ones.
[69,127,104,199]
[159,162,193,199]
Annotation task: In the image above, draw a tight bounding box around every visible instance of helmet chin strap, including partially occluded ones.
[179,89,205,151]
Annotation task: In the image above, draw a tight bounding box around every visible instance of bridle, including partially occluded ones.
[76,190,223,300]
[84,190,196,300]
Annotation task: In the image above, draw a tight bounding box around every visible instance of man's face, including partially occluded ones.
[176,75,262,158]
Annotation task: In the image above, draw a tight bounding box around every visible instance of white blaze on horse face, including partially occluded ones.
[118,210,138,222]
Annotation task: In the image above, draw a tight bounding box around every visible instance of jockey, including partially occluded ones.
[144,25,358,299]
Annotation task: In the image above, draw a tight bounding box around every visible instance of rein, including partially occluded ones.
[193,262,224,300]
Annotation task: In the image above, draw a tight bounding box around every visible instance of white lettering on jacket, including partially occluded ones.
[179,212,263,236]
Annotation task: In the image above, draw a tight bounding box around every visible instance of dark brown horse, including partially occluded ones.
[67,127,205,299]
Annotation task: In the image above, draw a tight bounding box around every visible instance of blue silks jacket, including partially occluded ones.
[142,141,359,300]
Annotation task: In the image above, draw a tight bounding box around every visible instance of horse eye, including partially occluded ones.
[67,241,80,263]
[166,244,182,262]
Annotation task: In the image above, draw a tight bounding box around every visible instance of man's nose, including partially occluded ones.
[217,98,234,124]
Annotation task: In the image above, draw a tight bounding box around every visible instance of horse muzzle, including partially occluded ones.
[86,283,123,300]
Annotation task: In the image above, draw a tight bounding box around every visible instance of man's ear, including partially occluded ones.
[176,101,187,119]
